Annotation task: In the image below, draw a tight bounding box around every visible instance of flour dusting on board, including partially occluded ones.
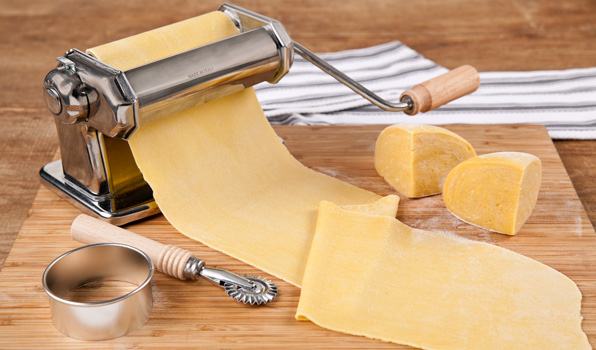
[312,167,341,178]
[312,167,358,182]
[405,206,496,244]
[561,200,584,237]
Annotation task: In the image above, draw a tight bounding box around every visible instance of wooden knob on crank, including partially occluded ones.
[401,65,480,115]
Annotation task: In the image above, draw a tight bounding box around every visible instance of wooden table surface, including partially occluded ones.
[1,0,596,271]
[3,124,595,348]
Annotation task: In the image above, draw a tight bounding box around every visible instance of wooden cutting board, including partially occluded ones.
[0,124,594,349]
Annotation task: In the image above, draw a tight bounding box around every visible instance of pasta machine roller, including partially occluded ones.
[40,3,480,225]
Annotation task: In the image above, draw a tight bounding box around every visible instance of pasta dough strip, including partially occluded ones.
[297,199,590,349]
[87,13,588,349]
[88,12,379,286]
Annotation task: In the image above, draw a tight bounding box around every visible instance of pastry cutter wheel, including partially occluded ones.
[71,214,277,305]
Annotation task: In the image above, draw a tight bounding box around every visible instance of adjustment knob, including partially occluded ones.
[43,86,62,115]
[42,58,89,124]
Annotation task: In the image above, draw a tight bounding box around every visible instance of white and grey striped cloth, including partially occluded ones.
[254,41,596,139]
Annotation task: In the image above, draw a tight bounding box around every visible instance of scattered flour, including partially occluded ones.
[405,211,497,245]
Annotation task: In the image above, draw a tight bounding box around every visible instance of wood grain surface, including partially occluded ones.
[2,0,596,271]
[0,124,595,349]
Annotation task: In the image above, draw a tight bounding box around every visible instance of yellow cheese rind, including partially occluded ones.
[88,12,381,287]
[443,152,542,235]
[297,198,589,349]
[375,124,476,198]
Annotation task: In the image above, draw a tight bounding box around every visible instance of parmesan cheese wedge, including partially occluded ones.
[375,124,476,198]
[443,152,542,235]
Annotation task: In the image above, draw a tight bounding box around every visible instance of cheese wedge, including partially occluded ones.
[375,124,476,198]
[443,152,542,235]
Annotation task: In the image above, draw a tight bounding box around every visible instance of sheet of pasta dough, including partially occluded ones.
[88,12,379,286]
[297,199,590,349]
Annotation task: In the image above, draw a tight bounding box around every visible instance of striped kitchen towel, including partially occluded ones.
[254,41,596,139]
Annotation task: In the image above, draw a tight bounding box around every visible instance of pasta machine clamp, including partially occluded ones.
[40,4,480,225]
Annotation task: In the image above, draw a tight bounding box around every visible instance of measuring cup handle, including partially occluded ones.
[71,214,194,280]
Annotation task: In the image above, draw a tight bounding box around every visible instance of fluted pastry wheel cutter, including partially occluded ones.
[40,3,480,225]
[71,214,278,305]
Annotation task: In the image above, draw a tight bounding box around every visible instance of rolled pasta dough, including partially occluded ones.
[297,199,589,349]
[88,12,380,286]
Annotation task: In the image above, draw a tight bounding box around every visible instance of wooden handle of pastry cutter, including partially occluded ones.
[71,214,194,280]
[401,65,480,115]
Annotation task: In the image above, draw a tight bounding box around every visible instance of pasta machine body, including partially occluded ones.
[40,4,479,225]
[40,5,294,224]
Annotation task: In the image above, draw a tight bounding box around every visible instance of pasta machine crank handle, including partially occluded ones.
[293,42,480,115]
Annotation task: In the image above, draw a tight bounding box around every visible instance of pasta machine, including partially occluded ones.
[40,4,479,225]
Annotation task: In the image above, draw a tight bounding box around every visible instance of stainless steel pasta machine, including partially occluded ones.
[40,4,479,225]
